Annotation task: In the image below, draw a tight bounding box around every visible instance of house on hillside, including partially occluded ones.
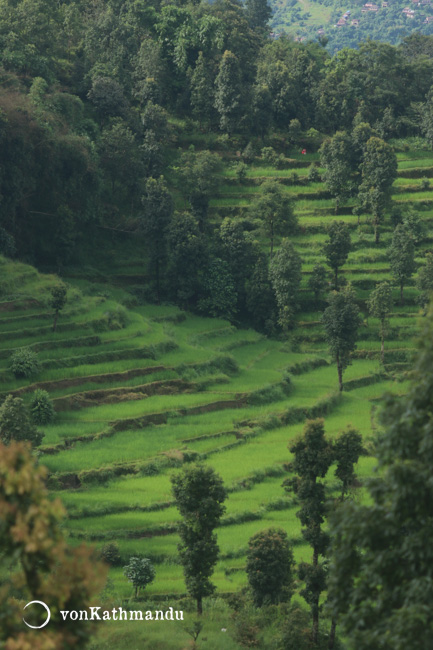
[351,18,360,24]
[403,6,415,15]
[362,3,379,11]
[337,17,348,25]
[317,28,325,34]
[424,14,433,20]
[382,2,389,6]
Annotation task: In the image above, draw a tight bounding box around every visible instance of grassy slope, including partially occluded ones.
[1,142,429,648]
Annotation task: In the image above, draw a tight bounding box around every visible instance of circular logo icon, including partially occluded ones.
[23,601,51,629]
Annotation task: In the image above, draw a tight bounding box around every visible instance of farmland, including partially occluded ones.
[1,140,430,647]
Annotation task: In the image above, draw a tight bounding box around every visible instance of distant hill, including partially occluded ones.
[269,0,433,51]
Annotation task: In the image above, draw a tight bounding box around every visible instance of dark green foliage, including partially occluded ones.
[421,85,433,149]
[333,427,364,499]
[284,419,334,644]
[9,348,41,379]
[327,307,433,650]
[123,557,155,598]
[178,150,221,230]
[250,179,297,258]
[320,131,356,212]
[246,528,295,606]
[140,176,173,302]
[100,541,121,567]
[171,464,226,614]
[358,137,397,244]
[50,283,67,332]
[307,164,320,183]
[198,258,237,321]
[367,281,393,363]
[269,239,302,331]
[214,50,244,135]
[245,255,277,333]
[30,389,55,425]
[0,395,43,447]
[388,223,416,304]
[323,221,351,290]
[308,264,328,300]
[322,285,361,391]
[417,252,433,309]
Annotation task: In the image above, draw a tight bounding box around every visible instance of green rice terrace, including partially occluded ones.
[2,140,431,646]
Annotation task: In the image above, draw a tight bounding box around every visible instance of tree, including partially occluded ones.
[123,557,156,598]
[284,419,334,644]
[0,441,106,648]
[246,528,295,607]
[9,347,40,379]
[245,255,277,332]
[167,212,208,308]
[333,427,364,501]
[308,264,328,301]
[30,389,55,425]
[327,306,433,650]
[269,239,302,331]
[219,218,259,313]
[250,180,297,258]
[358,137,397,244]
[50,283,67,333]
[87,76,128,123]
[245,0,272,32]
[320,132,355,214]
[140,176,173,302]
[171,464,226,615]
[190,52,215,127]
[0,395,43,447]
[323,221,351,290]
[214,50,243,135]
[322,285,361,391]
[367,281,393,364]
[198,258,237,321]
[416,252,433,310]
[98,120,143,198]
[179,150,221,231]
[420,85,433,149]
[388,223,416,305]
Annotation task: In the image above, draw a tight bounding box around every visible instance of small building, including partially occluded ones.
[382,2,389,6]
[362,3,379,11]
[351,18,360,25]
[424,14,433,20]
[317,28,325,34]
[337,17,347,25]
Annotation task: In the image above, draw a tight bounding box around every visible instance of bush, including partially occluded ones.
[92,306,130,332]
[246,528,295,607]
[421,177,430,190]
[235,161,248,184]
[100,542,121,566]
[9,348,41,379]
[30,389,55,425]
[123,557,156,598]
[307,164,320,182]
[261,146,278,166]
[0,395,44,447]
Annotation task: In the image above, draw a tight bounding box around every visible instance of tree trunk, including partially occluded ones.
[337,356,343,392]
[400,281,404,305]
[312,608,319,646]
[374,220,380,244]
[270,222,274,259]
[328,620,337,649]
[334,267,338,290]
[197,596,202,616]
[53,311,59,333]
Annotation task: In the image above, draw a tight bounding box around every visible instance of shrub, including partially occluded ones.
[100,542,121,566]
[0,395,44,447]
[92,306,130,332]
[421,177,430,190]
[261,146,278,166]
[235,161,248,184]
[246,528,295,607]
[30,389,55,425]
[123,557,156,598]
[307,164,320,182]
[9,347,41,379]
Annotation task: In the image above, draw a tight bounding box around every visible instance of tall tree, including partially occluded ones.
[246,528,295,607]
[389,223,416,305]
[250,179,297,258]
[358,137,397,244]
[245,0,272,32]
[308,264,329,301]
[269,238,302,331]
[320,131,355,213]
[214,50,243,135]
[0,395,43,447]
[416,251,433,311]
[171,464,226,615]
[322,285,361,392]
[140,176,173,302]
[323,221,351,290]
[284,419,334,645]
[328,306,433,650]
[190,52,216,127]
[420,85,433,149]
[179,150,221,231]
[50,283,67,333]
[367,281,393,364]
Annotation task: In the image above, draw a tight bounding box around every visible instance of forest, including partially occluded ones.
[2,0,433,648]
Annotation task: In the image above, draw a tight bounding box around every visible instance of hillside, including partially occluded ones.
[270,0,433,51]
[1,140,430,646]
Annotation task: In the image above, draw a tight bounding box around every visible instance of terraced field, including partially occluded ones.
[1,145,430,618]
